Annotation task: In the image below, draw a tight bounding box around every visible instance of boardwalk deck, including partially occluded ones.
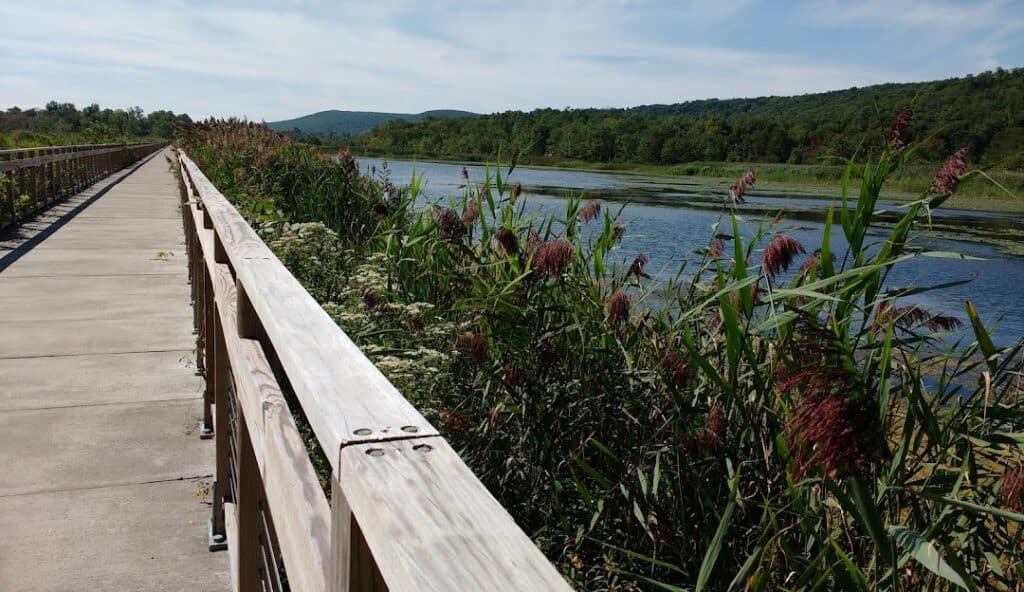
[0,149,229,590]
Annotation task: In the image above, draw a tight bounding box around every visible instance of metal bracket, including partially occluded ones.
[208,480,228,552]
[208,518,227,552]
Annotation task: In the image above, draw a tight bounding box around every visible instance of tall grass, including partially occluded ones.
[178,115,1023,591]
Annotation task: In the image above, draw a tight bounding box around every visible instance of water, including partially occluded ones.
[358,158,1024,347]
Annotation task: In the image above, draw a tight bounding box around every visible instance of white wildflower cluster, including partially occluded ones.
[423,320,458,338]
[382,301,435,315]
[341,256,388,296]
[369,347,449,388]
[321,303,368,328]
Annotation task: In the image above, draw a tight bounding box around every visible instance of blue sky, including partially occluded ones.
[1,0,1021,121]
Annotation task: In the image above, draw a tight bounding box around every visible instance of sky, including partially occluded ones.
[1,0,1021,121]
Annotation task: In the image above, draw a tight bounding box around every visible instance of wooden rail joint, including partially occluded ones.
[175,148,573,592]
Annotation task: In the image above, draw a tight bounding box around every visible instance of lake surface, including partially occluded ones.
[357,158,1024,347]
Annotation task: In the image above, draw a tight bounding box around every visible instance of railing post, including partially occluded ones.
[2,153,15,228]
[45,148,55,206]
[209,310,229,551]
[235,279,261,589]
[329,474,387,592]
[199,264,214,438]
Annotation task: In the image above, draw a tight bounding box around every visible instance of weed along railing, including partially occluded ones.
[0,142,164,229]
[176,149,572,592]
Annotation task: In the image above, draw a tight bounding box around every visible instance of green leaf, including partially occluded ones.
[913,489,1024,523]
[696,465,741,592]
[888,525,977,591]
[831,540,869,592]
[964,300,998,372]
[847,477,895,566]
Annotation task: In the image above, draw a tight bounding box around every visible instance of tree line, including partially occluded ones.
[0,101,192,148]
[354,68,1024,167]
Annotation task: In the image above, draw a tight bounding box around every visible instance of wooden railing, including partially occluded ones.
[0,143,164,229]
[177,149,573,592]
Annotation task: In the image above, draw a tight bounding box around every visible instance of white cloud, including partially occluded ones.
[0,0,1014,120]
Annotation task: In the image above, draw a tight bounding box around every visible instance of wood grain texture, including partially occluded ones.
[179,150,571,592]
[179,152,437,469]
[336,438,573,592]
[210,258,332,592]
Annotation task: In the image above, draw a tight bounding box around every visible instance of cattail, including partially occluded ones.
[629,253,651,279]
[780,357,884,478]
[888,104,913,151]
[502,363,526,388]
[606,289,630,322]
[493,227,519,255]
[434,207,467,240]
[360,288,383,310]
[873,302,964,334]
[658,350,690,388]
[577,199,603,222]
[462,200,481,224]
[706,403,725,441]
[785,390,882,478]
[533,238,573,278]
[611,219,626,242]
[508,181,522,204]
[762,235,806,280]
[457,332,489,365]
[729,170,756,204]
[525,228,542,255]
[439,408,471,433]
[931,148,969,194]
[371,203,388,220]
[682,403,726,453]
[708,238,725,259]
[1000,464,1024,511]
[799,248,835,275]
[924,313,963,332]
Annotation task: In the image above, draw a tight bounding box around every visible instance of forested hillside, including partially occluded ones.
[0,102,191,148]
[357,68,1024,167]
[267,109,477,137]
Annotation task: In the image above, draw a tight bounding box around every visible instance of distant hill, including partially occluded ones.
[356,68,1024,166]
[267,109,477,136]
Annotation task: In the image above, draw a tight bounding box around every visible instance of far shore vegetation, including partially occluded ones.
[284,68,1024,211]
[0,101,190,148]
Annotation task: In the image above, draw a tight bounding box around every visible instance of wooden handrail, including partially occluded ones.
[0,142,163,229]
[177,149,572,591]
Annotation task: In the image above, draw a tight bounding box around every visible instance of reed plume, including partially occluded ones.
[629,253,651,279]
[763,235,805,280]
[1000,464,1024,511]
[577,199,603,223]
[729,170,756,204]
[534,238,574,278]
[606,289,630,322]
[457,332,489,365]
[888,104,912,151]
[931,148,969,194]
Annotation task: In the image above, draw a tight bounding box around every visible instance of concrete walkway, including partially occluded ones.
[0,149,229,590]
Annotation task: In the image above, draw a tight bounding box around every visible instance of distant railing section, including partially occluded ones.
[0,143,164,229]
[177,149,572,592]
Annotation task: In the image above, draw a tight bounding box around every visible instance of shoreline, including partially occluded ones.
[344,149,1023,215]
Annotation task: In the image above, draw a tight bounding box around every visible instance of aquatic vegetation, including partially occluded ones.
[179,115,1024,591]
